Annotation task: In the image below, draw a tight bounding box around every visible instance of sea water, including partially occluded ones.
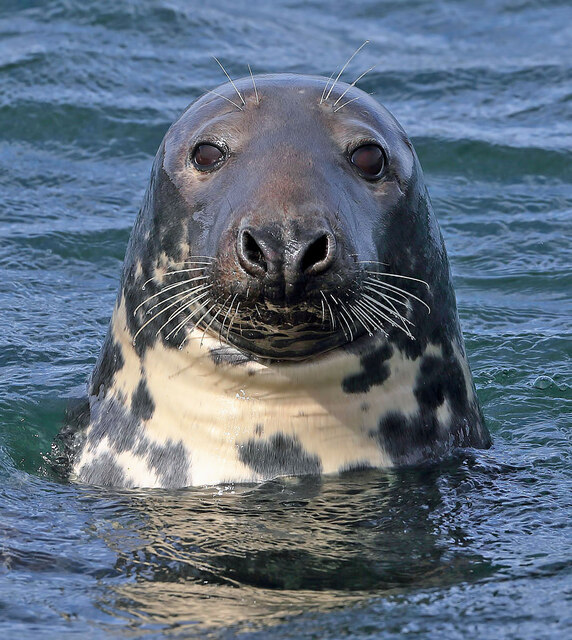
[0,1,570,637]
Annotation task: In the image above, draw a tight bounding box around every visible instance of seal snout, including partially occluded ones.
[236,224,337,295]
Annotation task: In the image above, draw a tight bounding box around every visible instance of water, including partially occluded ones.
[0,0,570,637]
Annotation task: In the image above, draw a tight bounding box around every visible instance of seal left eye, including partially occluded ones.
[192,144,225,169]
[350,144,385,179]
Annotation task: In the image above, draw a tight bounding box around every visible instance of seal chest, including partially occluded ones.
[64,73,491,488]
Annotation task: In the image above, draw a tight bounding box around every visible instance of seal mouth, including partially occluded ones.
[201,300,345,360]
[132,257,432,361]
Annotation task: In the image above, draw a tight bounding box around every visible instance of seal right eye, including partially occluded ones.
[192,144,225,170]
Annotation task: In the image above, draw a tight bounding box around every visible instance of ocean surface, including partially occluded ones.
[0,0,570,638]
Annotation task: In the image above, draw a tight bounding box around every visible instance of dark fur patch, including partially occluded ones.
[51,398,91,478]
[87,392,139,454]
[342,343,393,394]
[83,393,191,488]
[237,433,322,478]
[338,460,375,474]
[131,378,155,421]
[133,438,191,488]
[90,331,125,397]
[375,411,442,463]
[79,452,130,487]
[121,159,212,357]
[370,345,490,464]
[414,354,467,413]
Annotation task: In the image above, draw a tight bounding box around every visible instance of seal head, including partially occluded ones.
[61,74,490,487]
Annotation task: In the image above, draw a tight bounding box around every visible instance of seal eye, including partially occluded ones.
[192,143,225,170]
[350,144,385,179]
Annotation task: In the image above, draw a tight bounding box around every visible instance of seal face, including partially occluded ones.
[61,73,491,488]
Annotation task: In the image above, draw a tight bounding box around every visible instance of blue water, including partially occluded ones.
[1,0,571,637]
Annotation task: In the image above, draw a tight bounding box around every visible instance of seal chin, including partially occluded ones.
[204,306,357,361]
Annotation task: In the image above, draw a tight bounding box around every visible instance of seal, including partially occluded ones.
[60,72,491,488]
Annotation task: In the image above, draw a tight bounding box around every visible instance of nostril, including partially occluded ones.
[241,230,268,272]
[300,233,333,274]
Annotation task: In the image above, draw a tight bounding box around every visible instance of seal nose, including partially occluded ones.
[237,227,337,281]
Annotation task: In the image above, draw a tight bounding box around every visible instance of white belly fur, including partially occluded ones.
[75,298,448,486]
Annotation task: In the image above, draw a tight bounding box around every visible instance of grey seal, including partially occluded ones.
[59,72,491,487]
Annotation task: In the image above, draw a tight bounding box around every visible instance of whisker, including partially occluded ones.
[219,293,238,345]
[164,293,213,341]
[338,306,355,342]
[132,284,211,342]
[323,40,369,103]
[356,297,395,330]
[362,284,411,309]
[364,290,415,338]
[181,255,216,261]
[320,70,336,104]
[361,292,415,327]
[248,64,259,105]
[365,279,431,314]
[226,301,241,341]
[189,300,219,343]
[141,268,209,289]
[160,288,213,340]
[332,65,375,107]
[352,299,391,337]
[167,308,203,344]
[212,57,245,105]
[201,305,224,347]
[363,279,412,303]
[349,301,376,337]
[204,89,243,112]
[134,285,208,337]
[376,291,414,327]
[368,302,413,340]
[321,291,336,330]
[201,295,231,347]
[134,276,209,313]
[154,266,210,277]
[333,96,360,113]
[364,269,431,289]
[331,295,354,341]
[144,282,209,314]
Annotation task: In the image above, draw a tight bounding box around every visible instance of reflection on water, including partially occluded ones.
[71,456,498,633]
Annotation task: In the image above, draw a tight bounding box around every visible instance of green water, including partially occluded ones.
[0,0,570,637]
